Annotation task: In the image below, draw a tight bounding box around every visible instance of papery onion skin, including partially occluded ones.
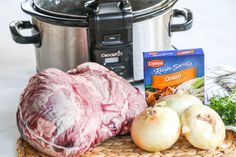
[181,105,226,150]
[158,94,203,116]
[131,107,181,152]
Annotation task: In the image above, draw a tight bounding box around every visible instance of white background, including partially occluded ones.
[0,0,236,156]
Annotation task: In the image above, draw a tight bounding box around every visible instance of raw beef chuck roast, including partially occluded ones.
[17,62,147,157]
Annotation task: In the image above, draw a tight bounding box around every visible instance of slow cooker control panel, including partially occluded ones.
[91,46,133,78]
[88,0,133,79]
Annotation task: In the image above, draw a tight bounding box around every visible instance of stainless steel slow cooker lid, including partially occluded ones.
[33,0,172,18]
[33,0,88,18]
[21,0,177,26]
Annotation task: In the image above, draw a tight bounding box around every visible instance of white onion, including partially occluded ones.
[131,107,181,152]
[157,93,203,116]
[181,105,225,149]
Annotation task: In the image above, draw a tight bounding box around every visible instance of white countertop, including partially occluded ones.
[1,0,236,156]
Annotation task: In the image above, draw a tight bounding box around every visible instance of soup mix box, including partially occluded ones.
[144,48,204,106]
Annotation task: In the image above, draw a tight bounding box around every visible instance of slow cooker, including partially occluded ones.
[10,0,193,81]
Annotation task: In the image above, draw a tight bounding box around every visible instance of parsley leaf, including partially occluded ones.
[209,87,236,126]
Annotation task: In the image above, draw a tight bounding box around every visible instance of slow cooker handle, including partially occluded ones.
[170,8,193,32]
[9,21,41,47]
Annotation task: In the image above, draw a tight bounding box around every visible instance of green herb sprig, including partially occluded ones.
[209,87,236,126]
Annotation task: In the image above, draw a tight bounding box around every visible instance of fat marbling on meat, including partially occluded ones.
[17,62,147,157]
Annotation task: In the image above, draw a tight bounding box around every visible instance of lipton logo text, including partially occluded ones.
[148,60,164,68]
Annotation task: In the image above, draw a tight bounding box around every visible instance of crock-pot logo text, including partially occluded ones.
[154,60,193,75]
[101,51,123,58]
[147,60,164,68]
